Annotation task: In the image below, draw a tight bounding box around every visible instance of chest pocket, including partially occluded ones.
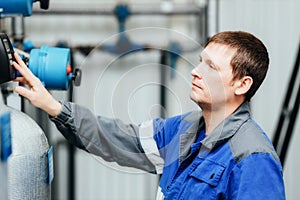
[189,159,225,187]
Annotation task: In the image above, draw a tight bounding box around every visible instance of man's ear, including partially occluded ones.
[235,76,253,96]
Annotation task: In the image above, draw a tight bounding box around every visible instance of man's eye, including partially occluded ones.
[209,64,216,69]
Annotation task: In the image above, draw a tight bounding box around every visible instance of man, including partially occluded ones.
[13,31,285,199]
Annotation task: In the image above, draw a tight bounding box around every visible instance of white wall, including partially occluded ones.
[6,0,299,199]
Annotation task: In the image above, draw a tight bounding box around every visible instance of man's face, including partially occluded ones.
[190,43,237,109]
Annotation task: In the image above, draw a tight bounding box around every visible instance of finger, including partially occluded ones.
[13,77,24,82]
[13,77,28,85]
[13,52,27,68]
[12,61,40,88]
[14,85,33,100]
[13,53,36,81]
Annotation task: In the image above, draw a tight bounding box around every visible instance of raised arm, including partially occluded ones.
[12,52,161,173]
[12,52,62,117]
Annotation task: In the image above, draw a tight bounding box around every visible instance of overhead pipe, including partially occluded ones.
[32,2,208,57]
[32,4,206,16]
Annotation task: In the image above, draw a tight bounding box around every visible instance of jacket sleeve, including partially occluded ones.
[50,101,158,173]
[227,153,286,200]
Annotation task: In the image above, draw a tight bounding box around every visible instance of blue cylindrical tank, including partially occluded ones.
[29,46,72,90]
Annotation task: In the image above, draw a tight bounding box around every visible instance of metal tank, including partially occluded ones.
[0,92,53,200]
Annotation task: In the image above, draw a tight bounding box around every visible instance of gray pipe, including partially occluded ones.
[32,4,205,16]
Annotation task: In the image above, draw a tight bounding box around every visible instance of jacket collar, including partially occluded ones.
[179,110,204,163]
[200,101,251,150]
[179,101,251,161]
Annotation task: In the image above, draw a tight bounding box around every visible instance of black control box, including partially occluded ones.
[0,33,17,84]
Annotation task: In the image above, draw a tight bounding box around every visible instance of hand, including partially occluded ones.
[13,52,62,117]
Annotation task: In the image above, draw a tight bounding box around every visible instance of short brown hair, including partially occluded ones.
[206,31,269,101]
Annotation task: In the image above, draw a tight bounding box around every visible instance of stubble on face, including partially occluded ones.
[190,43,237,111]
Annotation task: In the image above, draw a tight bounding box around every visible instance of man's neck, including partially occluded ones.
[201,102,243,134]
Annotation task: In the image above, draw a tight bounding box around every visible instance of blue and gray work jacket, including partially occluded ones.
[51,101,286,200]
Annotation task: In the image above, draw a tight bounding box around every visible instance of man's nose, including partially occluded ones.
[191,65,203,79]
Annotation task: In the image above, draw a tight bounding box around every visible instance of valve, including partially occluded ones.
[0,33,81,90]
[0,0,50,17]
[72,68,81,87]
[36,0,50,10]
[114,3,131,32]
[101,3,146,56]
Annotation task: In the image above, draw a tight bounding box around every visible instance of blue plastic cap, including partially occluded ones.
[29,46,71,90]
[0,0,34,17]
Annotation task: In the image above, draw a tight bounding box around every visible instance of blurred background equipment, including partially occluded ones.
[0,0,300,200]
